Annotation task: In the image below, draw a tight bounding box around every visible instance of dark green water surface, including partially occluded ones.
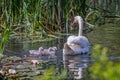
[87,22,120,56]
[5,21,120,57]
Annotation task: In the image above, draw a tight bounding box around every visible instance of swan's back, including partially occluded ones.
[66,36,89,54]
[67,36,89,47]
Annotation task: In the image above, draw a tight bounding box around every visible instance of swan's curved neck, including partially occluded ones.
[78,20,83,36]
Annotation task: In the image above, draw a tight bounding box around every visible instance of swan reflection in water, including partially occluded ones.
[63,16,90,79]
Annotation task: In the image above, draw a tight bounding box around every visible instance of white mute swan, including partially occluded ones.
[63,16,89,55]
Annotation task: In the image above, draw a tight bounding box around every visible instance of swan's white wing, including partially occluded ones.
[67,36,89,54]
[67,36,89,47]
[67,36,77,45]
[73,36,89,47]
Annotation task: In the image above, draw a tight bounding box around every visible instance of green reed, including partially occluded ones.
[0,9,12,54]
[35,66,73,80]
[0,0,119,35]
[0,0,88,34]
[89,45,120,80]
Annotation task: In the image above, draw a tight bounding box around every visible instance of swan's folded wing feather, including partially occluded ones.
[63,43,75,55]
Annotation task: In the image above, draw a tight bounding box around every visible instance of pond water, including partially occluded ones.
[6,23,120,56]
[87,21,120,56]
[2,20,120,79]
[4,21,120,57]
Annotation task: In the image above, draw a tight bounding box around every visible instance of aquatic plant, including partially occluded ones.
[0,0,88,34]
[0,0,119,35]
[0,9,12,55]
[0,0,119,40]
[89,45,120,80]
[35,66,73,80]
[41,67,67,80]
